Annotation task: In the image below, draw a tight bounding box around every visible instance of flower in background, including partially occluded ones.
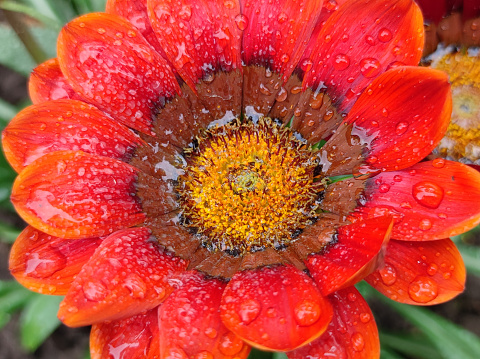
[3,0,480,358]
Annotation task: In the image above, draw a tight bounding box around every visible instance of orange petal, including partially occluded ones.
[147,0,242,89]
[9,226,102,295]
[342,67,451,173]
[58,227,188,326]
[57,12,180,135]
[306,216,393,296]
[303,0,424,111]
[220,264,333,352]
[241,0,323,81]
[287,286,379,359]
[2,99,141,173]
[11,151,145,239]
[366,238,465,305]
[356,160,480,241]
[90,308,160,359]
[158,271,250,359]
[28,58,81,104]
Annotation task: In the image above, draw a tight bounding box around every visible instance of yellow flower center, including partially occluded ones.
[177,118,323,255]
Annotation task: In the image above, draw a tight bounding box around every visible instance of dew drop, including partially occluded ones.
[294,301,321,326]
[238,298,261,324]
[412,181,444,209]
[408,276,438,303]
[301,59,313,72]
[360,58,381,78]
[309,93,324,109]
[235,14,248,31]
[179,5,192,20]
[400,201,412,209]
[266,307,277,318]
[395,121,409,135]
[381,107,388,117]
[427,263,438,276]
[39,123,47,131]
[365,35,375,46]
[218,332,244,356]
[378,184,390,193]
[378,28,393,42]
[432,158,446,168]
[325,0,338,11]
[351,332,365,351]
[418,218,432,231]
[204,327,218,339]
[393,175,402,182]
[333,53,350,70]
[347,292,357,302]
[259,83,272,96]
[277,12,288,23]
[366,155,378,164]
[97,28,106,34]
[379,264,397,285]
[275,87,288,102]
[194,351,214,359]
[223,0,235,9]
[83,281,108,301]
[323,110,334,121]
[25,249,67,278]
[123,274,147,299]
[360,312,371,323]
[280,54,289,63]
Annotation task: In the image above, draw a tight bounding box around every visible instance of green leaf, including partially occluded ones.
[0,282,34,313]
[0,98,17,125]
[20,0,76,24]
[456,243,480,277]
[0,1,61,29]
[0,24,36,75]
[20,294,63,352]
[380,347,405,359]
[379,332,441,359]
[272,353,288,359]
[379,296,480,359]
[248,349,272,359]
[0,311,11,330]
[0,221,21,243]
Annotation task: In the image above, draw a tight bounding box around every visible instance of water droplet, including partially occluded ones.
[239,299,261,324]
[432,158,446,168]
[97,28,106,34]
[360,312,371,323]
[56,160,67,174]
[365,35,375,46]
[301,59,313,72]
[123,274,146,299]
[281,54,289,63]
[381,107,388,117]
[379,264,397,285]
[83,281,108,301]
[309,93,324,109]
[437,213,447,219]
[323,110,334,121]
[179,5,192,20]
[294,301,321,326]
[259,83,272,96]
[408,276,438,303]
[393,175,402,182]
[224,0,235,9]
[235,14,248,31]
[218,332,244,355]
[351,332,365,351]
[348,292,357,302]
[333,54,350,70]
[400,201,412,209]
[204,327,217,339]
[266,307,277,318]
[291,86,302,94]
[39,123,47,131]
[418,218,432,231]
[412,181,444,209]
[378,184,390,193]
[325,0,338,11]
[277,12,288,23]
[378,28,392,42]
[25,249,66,278]
[366,155,378,164]
[395,121,409,135]
[427,263,438,276]
[360,58,381,78]
[275,87,287,102]
[194,351,214,359]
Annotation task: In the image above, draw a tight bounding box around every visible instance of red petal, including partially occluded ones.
[9,226,102,295]
[58,227,187,326]
[356,160,480,241]
[306,216,393,296]
[303,0,424,111]
[220,264,333,351]
[241,0,323,81]
[28,58,81,104]
[287,287,379,359]
[158,271,250,359]
[11,151,145,239]
[366,238,465,305]
[344,67,451,173]
[57,13,180,135]
[2,99,141,173]
[90,308,160,359]
[147,0,242,89]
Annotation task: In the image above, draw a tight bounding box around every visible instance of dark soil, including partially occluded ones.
[0,63,479,359]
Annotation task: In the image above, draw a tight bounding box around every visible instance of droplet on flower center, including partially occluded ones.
[177,118,323,255]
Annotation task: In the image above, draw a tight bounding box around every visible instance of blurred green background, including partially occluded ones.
[0,0,480,358]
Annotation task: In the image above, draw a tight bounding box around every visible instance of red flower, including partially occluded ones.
[3,0,480,358]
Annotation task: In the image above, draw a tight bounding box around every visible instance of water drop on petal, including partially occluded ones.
[294,300,321,326]
[238,298,261,324]
[408,276,438,303]
[379,264,397,285]
[412,181,444,209]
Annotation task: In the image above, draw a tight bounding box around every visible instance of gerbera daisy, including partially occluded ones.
[3,0,480,358]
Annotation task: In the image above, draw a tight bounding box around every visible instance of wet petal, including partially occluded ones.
[57,12,179,135]
[366,238,465,305]
[220,264,333,351]
[356,160,480,241]
[2,99,141,173]
[147,0,242,89]
[28,58,81,104]
[90,308,160,359]
[9,226,102,295]
[326,67,451,174]
[11,151,145,239]
[158,271,250,359]
[287,286,379,359]
[241,0,323,81]
[58,227,187,326]
[306,216,393,296]
[303,0,424,111]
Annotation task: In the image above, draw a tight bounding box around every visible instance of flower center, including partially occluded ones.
[177,118,323,255]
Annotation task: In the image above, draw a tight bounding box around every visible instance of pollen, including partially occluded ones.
[177,118,323,255]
